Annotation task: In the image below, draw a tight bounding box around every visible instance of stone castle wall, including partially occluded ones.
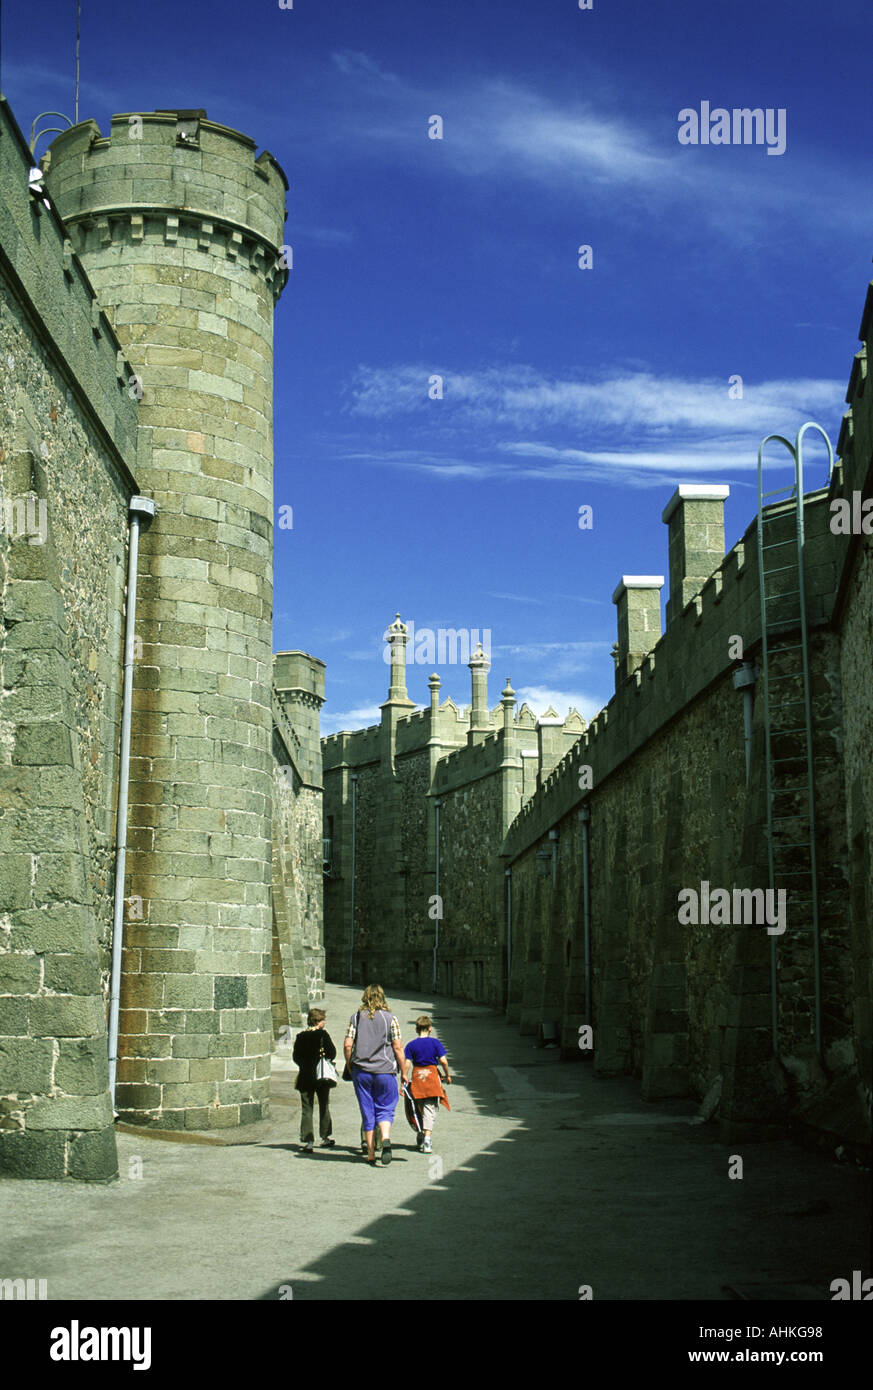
[0,97,324,1178]
[320,675,565,996]
[832,290,873,1121]
[0,98,140,1178]
[433,766,505,1004]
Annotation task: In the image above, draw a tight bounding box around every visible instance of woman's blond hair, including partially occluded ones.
[361,983,389,1018]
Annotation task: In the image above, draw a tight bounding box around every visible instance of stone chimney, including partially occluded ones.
[612,576,664,685]
[662,485,730,624]
[537,707,565,786]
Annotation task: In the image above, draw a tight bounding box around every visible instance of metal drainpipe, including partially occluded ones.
[349,773,357,984]
[433,798,441,991]
[505,865,512,1011]
[108,495,156,1109]
[732,661,757,784]
[579,805,591,1027]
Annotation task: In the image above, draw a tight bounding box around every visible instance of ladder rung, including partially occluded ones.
[770,727,809,737]
[764,588,800,600]
[771,841,813,851]
[771,699,806,707]
[761,539,796,551]
[769,643,804,653]
[772,755,806,764]
[763,563,799,576]
[767,672,803,682]
[772,815,810,824]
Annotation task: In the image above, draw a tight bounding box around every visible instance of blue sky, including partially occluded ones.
[3,0,871,733]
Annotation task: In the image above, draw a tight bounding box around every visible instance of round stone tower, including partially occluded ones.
[43,110,289,1129]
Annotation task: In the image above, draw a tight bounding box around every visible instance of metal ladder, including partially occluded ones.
[755,423,833,1059]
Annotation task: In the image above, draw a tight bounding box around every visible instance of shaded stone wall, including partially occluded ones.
[500,472,864,1141]
[0,98,140,1178]
[433,769,504,1004]
[832,287,873,1128]
[271,732,324,1034]
[321,671,554,996]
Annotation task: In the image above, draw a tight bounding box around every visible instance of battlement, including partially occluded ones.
[0,97,139,479]
[502,482,839,861]
[272,683,303,760]
[829,282,873,618]
[42,112,289,297]
[274,650,326,706]
[322,722,383,770]
[433,728,505,793]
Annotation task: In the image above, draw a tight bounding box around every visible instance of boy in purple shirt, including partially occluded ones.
[403,1015,452,1154]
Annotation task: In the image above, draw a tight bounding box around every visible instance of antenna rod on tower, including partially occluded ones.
[74,0,81,123]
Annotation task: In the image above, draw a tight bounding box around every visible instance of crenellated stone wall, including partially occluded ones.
[1,95,324,1178]
[0,97,140,1179]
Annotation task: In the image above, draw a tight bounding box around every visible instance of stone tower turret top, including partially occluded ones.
[42,110,288,259]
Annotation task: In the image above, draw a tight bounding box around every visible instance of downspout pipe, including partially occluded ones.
[732,661,757,784]
[349,773,357,984]
[579,805,591,1027]
[505,865,512,1012]
[108,495,156,1109]
[433,798,441,991]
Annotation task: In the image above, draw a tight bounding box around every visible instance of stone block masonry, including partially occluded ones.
[322,621,582,1002]
[43,110,290,1130]
[0,98,140,1177]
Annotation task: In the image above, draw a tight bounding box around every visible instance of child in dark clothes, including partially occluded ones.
[292,1008,337,1151]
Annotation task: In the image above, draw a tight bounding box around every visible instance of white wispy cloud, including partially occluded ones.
[331,50,401,85]
[317,63,869,235]
[349,364,843,432]
[514,685,606,724]
[487,591,545,605]
[340,365,843,486]
[321,703,384,735]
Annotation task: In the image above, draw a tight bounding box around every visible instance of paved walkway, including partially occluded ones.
[0,982,868,1300]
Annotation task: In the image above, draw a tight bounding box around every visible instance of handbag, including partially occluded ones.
[316,1043,338,1087]
[342,1011,360,1080]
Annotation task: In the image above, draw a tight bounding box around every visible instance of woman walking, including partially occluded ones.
[293,1007,337,1152]
[344,984,406,1165]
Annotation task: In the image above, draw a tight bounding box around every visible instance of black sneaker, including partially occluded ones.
[380,1139,392,1165]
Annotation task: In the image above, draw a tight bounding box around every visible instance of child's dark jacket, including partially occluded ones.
[293,1028,337,1091]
